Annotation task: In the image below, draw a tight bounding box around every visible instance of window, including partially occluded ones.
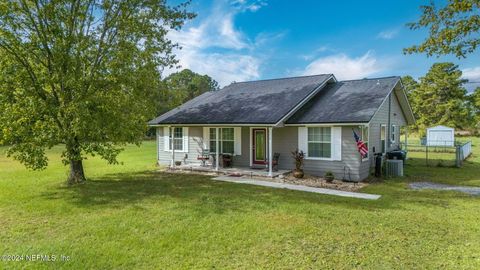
[169,127,183,151]
[391,125,396,143]
[221,128,234,154]
[380,124,386,153]
[209,128,216,152]
[307,127,331,158]
[360,125,369,159]
[209,128,234,154]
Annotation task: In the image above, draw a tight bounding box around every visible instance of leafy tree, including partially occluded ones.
[404,0,480,58]
[470,87,480,128]
[401,75,420,123]
[411,63,470,135]
[162,69,218,110]
[401,75,419,99]
[0,0,194,185]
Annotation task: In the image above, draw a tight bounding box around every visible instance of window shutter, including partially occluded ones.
[234,127,242,155]
[183,127,189,152]
[298,127,307,154]
[203,127,210,150]
[163,127,170,151]
[332,127,342,160]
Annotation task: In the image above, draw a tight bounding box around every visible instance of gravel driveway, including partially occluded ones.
[409,182,480,196]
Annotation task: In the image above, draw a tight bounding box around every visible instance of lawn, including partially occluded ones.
[1,139,480,269]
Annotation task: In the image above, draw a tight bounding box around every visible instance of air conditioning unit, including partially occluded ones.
[386,159,403,177]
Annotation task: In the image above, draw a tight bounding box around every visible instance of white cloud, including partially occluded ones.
[299,46,331,61]
[301,51,385,80]
[463,67,480,81]
[463,67,480,92]
[377,29,399,40]
[176,50,260,85]
[231,0,267,12]
[165,0,270,86]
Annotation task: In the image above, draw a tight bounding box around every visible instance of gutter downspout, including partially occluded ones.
[387,94,392,151]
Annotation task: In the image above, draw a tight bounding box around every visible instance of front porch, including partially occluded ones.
[166,126,279,177]
[170,164,290,178]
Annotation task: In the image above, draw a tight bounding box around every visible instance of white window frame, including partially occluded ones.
[209,127,235,155]
[380,124,387,154]
[391,124,396,143]
[306,127,333,160]
[164,127,188,153]
[360,125,369,161]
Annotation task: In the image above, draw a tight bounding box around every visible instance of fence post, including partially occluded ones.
[455,145,462,168]
[426,144,428,166]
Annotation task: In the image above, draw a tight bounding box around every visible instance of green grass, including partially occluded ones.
[1,139,480,269]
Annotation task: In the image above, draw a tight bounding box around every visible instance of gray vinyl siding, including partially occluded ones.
[368,91,408,167]
[157,127,205,165]
[272,126,366,181]
[157,125,378,181]
[232,127,250,167]
[157,126,250,166]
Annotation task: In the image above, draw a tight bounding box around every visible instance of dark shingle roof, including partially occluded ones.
[148,74,333,125]
[285,77,400,124]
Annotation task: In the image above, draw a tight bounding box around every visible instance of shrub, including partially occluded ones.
[291,149,305,171]
[324,171,335,182]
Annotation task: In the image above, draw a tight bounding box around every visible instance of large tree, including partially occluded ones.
[410,63,470,135]
[0,0,194,185]
[404,0,480,58]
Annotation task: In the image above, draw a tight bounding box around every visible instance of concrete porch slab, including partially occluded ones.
[213,176,381,200]
[172,164,290,178]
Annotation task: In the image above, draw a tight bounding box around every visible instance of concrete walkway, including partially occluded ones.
[410,182,480,196]
[213,176,381,200]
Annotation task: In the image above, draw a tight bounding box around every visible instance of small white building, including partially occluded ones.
[427,125,455,146]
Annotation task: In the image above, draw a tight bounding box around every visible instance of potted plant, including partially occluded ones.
[324,171,335,183]
[291,149,305,178]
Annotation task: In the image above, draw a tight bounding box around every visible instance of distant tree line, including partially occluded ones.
[403,63,480,136]
[145,69,218,137]
[152,69,218,118]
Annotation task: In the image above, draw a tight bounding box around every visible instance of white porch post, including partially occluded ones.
[268,127,273,177]
[405,126,408,156]
[215,127,219,171]
[170,126,175,169]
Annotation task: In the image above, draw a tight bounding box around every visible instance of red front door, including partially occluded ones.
[252,128,267,164]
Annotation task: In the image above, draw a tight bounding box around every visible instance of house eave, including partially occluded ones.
[284,122,368,127]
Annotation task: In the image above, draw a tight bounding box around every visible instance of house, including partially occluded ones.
[148,74,415,181]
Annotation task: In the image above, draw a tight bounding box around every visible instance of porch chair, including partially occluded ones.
[222,154,233,168]
[267,153,280,171]
[197,149,210,167]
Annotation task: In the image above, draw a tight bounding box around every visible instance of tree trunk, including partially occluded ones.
[67,159,86,185]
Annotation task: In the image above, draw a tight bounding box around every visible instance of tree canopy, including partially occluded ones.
[161,69,218,111]
[0,0,194,184]
[404,0,480,58]
[470,87,480,129]
[404,63,472,136]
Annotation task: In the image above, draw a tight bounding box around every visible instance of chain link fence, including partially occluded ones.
[401,139,472,167]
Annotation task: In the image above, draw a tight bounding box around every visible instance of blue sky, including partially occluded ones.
[167,0,480,90]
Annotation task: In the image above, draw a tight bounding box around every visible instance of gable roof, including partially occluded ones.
[285,77,402,124]
[148,74,334,125]
[148,74,415,126]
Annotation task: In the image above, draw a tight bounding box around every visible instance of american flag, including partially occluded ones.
[353,130,368,158]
